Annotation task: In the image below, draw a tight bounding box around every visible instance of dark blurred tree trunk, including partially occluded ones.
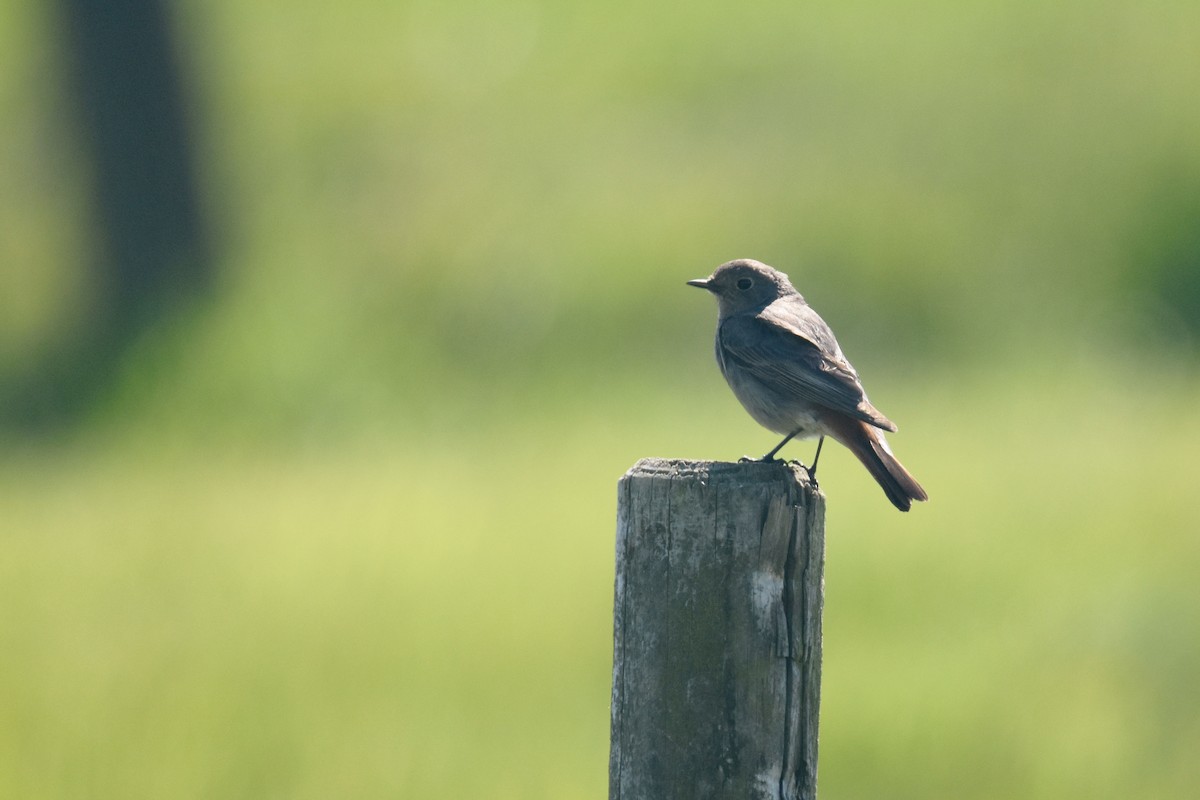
[2,0,212,431]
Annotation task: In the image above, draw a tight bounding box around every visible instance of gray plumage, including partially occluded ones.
[689,258,927,511]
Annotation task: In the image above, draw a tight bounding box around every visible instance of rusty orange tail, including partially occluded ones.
[825,414,928,512]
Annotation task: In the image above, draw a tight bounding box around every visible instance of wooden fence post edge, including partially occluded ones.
[609,458,826,800]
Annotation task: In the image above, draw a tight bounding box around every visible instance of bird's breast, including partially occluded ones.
[715,335,824,439]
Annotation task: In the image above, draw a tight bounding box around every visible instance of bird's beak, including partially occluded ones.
[686,278,712,290]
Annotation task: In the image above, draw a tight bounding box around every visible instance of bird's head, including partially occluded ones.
[687,259,800,315]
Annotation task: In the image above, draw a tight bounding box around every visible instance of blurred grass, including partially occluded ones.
[3,362,1199,798]
[3,0,1200,797]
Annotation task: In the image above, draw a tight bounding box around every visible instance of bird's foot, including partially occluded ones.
[806,467,820,490]
[740,454,782,463]
[802,464,820,489]
[784,459,820,489]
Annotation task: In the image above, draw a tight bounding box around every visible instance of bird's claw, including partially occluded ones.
[776,459,819,488]
[799,463,820,489]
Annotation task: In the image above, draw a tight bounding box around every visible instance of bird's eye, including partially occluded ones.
[736,278,753,291]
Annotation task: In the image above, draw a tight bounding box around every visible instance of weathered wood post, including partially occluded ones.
[609,458,825,800]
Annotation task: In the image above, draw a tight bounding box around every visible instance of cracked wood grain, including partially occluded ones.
[610,459,825,800]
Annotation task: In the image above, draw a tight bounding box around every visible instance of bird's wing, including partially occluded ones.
[719,306,898,432]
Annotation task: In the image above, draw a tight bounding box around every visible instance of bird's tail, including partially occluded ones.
[829,416,928,512]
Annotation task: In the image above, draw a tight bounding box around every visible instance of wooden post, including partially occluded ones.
[609,458,826,800]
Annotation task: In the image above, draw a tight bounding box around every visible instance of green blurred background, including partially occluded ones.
[3,0,1199,797]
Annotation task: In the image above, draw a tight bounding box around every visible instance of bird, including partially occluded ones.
[688,258,927,511]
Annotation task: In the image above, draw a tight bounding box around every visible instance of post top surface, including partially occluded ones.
[623,457,818,490]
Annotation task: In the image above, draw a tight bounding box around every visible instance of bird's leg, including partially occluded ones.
[804,436,825,488]
[760,429,802,462]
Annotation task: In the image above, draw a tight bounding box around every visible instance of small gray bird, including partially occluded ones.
[688,258,928,511]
